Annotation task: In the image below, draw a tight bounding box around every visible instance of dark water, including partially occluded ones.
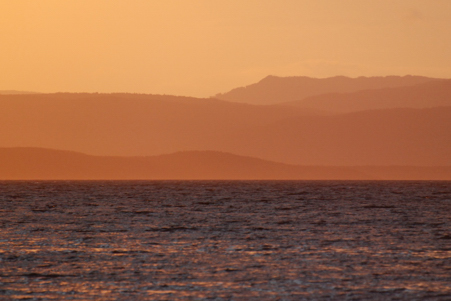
[1,181,450,300]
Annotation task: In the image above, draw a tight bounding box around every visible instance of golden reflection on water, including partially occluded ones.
[1,181,451,299]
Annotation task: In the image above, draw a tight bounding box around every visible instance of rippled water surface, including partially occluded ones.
[1,181,451,300]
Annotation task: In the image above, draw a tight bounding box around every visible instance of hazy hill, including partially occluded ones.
[215,75,441,105]
[0,148,368,180]
[0,93,311,157]
[1,147,450,180]
[1,93,450,166]
[221,107,451,166]
[283,79,451,113]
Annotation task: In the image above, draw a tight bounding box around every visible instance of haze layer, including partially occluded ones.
[1,76,450,168]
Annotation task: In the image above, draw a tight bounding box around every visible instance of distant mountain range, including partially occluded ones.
[1,148,450,180]
[214,75,443,105]
[1,75,450,174]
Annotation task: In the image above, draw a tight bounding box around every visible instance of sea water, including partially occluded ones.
[1,181,450,300]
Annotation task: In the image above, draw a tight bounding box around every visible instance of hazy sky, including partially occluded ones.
[2,0,451,97]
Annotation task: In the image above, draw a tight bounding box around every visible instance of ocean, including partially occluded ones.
[1,181,450,300]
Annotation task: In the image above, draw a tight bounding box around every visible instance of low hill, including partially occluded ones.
[215,75,441,105]
[1,148,450,180]
[0,148,368,180]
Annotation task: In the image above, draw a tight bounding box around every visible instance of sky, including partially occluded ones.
[1,0,451,97]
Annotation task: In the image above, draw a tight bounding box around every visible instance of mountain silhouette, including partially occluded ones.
[215,75,441,105]
[1,147,450,180]
[1,91,450,166]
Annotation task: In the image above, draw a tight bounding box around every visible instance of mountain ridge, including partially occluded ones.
[215,75,443,105]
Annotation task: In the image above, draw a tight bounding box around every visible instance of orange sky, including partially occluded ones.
[1,0,450,97]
